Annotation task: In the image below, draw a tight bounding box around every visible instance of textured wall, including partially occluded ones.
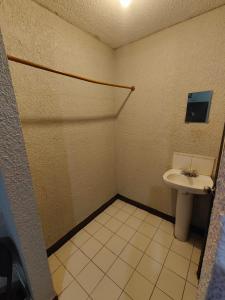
[0,0,116,248]
[1,0,225,250]
[198,143,225,299]
[34,0,225,48]
[0,32,54,300]
[115,6,225,221]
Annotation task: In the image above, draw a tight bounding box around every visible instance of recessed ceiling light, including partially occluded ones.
[120,0,132,8]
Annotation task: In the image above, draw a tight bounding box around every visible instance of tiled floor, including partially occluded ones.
[49,200,202,300]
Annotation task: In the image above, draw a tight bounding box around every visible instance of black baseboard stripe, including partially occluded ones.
[116,194,205,236]
[47,193,204,256]
[47,195,117,256]
[116,194,175,223]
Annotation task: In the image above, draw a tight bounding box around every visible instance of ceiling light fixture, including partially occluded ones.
[120,0,132,8]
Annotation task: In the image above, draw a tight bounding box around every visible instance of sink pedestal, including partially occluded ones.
[175,191,193,241]
[163,168,213,241]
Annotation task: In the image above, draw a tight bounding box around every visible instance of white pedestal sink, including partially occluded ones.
[163,169,213,241]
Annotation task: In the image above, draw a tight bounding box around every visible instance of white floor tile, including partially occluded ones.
[64,249,89,277]
[136,254,162,284]
[104,206,119,217]
[157,268,185,300]
[117,224,136,241]
[94,226,113,245]
[183,282,197,300]
[150,287,171,300]
[133,208,148,220]
[112,200,126,209]
[119,292,132,300]
[71,230,91,248]
[153,229,173,248]
[159,220,174,235]
[144,214,162,227]
[105,218,123,233]
[93,247,117,272]
[115,210,130,223]
[165,251,189,279]
[125,271,154,300]
[171,238,193,259]
[51,206,200,300]
[48,254,61,274]
[59,280,88,300]
[106,234,127,255]
[108,258,134,289]
[146,241,168,264]
[81,237,102,259]
[191,246,201,264]
[138,222,157,239]
[95,212,111,225]
[91,276,122,300]
[120,243,143,268]
[122,204,137,215]
[76,261,104,294]
[125,216,142,230]
[84,221,102,235]
[187,262,199,287]
[52,265,73,295]
[55,241,78,263]
[129,232,150,251]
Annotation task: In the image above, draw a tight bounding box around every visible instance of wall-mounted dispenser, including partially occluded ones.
[185,91,213,123]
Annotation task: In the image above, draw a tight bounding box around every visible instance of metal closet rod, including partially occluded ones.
[7,55,135,91]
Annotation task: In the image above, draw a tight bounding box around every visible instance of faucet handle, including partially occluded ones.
[181,169,198,177]
[191,170,198,177]
[181,169,189,175]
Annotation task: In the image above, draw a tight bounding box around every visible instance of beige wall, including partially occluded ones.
[115,6,225,222]
[0,0,116,248]
[1,0,225,247]
[0,32,54,300]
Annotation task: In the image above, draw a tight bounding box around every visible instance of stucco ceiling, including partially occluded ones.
[34,0,225,48]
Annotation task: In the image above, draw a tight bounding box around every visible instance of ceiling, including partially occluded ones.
[34,0,225,48]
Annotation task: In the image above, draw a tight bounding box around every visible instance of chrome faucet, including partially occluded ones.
[181,168,198,177]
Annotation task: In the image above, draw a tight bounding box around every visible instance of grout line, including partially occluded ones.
[52,201,200,299]
[153,229,200,299]
[148,224,170,299]
[70,205,136,296]
[104,212,148,299]
[71,231,93,248]
[88,203,150,298]
[121,226,159,300]
[154,287,174,300]
[85,205,140,298]
[154,230,176,300]
[181,240,196,300]
[52,223,109,296]
[53,202,163,298]
[50,203,141,296]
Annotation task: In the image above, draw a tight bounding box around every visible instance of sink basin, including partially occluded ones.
[163,168,213,241]
[163,169,213,195]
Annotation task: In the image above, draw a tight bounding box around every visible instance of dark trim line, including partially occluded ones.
[47,193,204,256]
[116,194,175,223]
[116,194,205,236]
[52,296,58,300]
[47,195,117,256]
